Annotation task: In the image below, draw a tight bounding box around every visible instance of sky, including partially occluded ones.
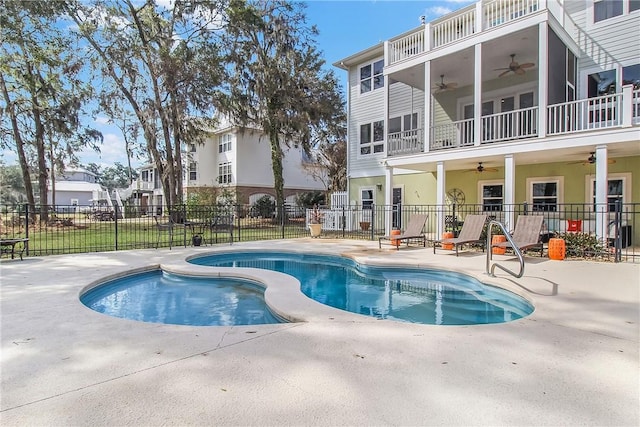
[1,0,472,170]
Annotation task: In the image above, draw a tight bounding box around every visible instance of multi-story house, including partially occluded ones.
[186,122,325,206]
[335,0,639,245]
[128,121,325,214]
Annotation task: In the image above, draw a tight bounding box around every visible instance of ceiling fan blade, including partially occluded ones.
[446,82,458,89]
[515,67,526,75]
[499,69,512,77]
[493,67,510,71]
[519,63,535,68]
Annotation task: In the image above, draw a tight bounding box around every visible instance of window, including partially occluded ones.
[481,183,503,211]
[588,69,616,97]
[389,113,418,134]
[219,133,232,153]
[70,199,79,206]
[361,189,374,209]
[622,64,640,89]
[218,162,232,184]
[594,0,623,22]
[592,178,625,211]
[141,170,149,181]
[189,162,197,181]
[631,0,640,12]
[360,120,384,155]
[189,144,196,153]
[360,59,384,94]
[527,177,563,212]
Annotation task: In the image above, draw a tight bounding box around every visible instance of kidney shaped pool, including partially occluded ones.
[189,251,534,325]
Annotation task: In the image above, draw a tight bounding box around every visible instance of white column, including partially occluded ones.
[424,61,431,153]
[384,165,393,234]
[595,145,608,240]
[538,21,548,138]
[504,154,515,230]
[436,161,446,237]
[474,43,482,147]
[622,84,633,127]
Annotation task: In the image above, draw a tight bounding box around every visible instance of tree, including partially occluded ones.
[0,163,27,205]
[221,0,345,215]
[67,0,225,210]
[306,140,346,193]
[0,0,101,219]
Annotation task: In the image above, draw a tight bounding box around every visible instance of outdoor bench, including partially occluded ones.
[0,238,29,260]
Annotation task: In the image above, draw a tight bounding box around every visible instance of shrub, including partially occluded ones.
[252,195,275,219]
[556,232,605,258]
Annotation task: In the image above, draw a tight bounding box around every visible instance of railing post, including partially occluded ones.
[114,204,119,251]
[614,199,622,262]
[342,205,346,238]
[370,204,376,240]
[24,203,29,256]
[475,1,483,32]
[621,84,633,127]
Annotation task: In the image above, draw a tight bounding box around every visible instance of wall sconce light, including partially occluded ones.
[376,183,382,191]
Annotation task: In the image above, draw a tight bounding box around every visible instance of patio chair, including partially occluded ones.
[379,213,428,250]
[491,215,545,256]
[432,214,488,256]
[155,216,176,249]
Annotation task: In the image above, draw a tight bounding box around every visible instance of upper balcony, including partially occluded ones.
[388,86,640,157]
[387,0,565,66]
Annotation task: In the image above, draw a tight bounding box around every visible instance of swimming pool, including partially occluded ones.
[190,251,534,325]
[80,270,284,326]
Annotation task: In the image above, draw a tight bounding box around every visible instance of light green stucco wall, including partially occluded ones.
[349,155,640,206]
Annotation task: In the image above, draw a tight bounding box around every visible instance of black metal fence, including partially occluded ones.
[1,202,637,262]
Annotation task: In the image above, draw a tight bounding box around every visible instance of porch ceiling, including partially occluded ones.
[387,140,640,173]
[389,27,540,90]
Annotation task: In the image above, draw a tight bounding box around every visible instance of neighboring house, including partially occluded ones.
[48,168,103,207]
[126,163,164,215]
[334,0,639,242]
[48,168,124,216]
[128,121,326,214]
[185,120,326,206]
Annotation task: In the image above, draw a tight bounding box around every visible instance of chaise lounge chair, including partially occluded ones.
[491,215,545,256]
[432,214,488,256]
[379,213,428,250]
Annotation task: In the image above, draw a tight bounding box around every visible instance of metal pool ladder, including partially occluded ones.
[485,220,525,278]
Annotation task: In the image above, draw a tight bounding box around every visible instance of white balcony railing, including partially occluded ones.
[388,0,541,65]
[480,106,538,143]
[387,129,424,156]
[430,118,475,150]
[547,93,622,135]
[432,8,476,48]
[484,0,539,29]
[388,31,425,64]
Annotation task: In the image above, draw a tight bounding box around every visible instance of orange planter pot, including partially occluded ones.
[492,235,507,255]
[390,229,401,247]
[442,232,454,250]
[548,238,566,260]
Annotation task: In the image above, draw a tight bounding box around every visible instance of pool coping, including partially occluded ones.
[1,239,638,426]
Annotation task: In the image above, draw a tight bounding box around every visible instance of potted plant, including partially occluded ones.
[308,205,323,238]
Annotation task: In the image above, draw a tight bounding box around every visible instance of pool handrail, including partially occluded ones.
[486,220,525,278]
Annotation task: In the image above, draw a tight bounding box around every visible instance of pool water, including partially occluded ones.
[81,270,283,326]
[190,252,534,325]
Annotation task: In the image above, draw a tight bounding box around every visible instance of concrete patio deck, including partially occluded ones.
[1,239,638,426]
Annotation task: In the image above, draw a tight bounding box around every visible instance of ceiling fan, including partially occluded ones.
[495,54,535,77]
[433,74,458,92]
[568,152,616,165]
[465,162,499,173]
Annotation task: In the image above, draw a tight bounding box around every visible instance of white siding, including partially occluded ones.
[567,3,640,97]
[388,82,424,126]
[347,53,387,178]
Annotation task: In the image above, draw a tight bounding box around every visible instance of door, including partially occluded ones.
[392,188,402,229]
